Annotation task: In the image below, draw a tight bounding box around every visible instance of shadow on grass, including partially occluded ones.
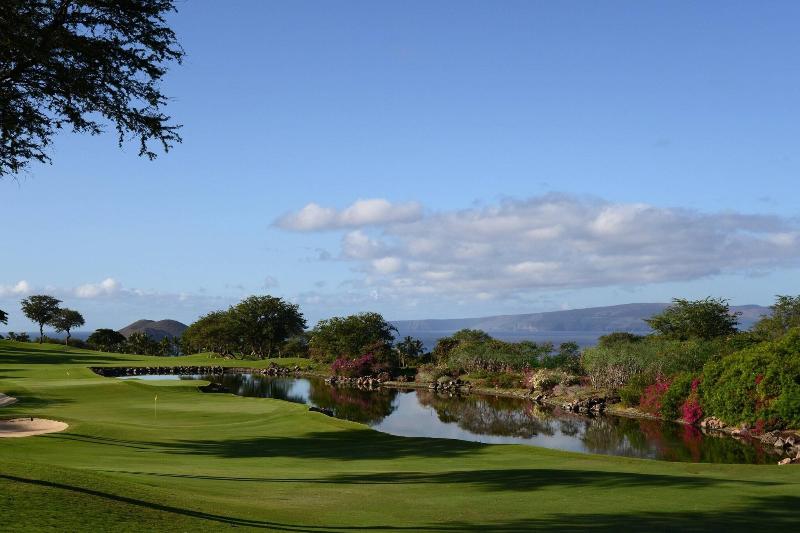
[47,433,161,451]
[1,473,797,531]
[157,429,486,460]
[0,344,137,365]
[106,467,780,491]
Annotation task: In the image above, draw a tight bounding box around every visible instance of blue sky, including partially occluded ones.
[2,1,799,330]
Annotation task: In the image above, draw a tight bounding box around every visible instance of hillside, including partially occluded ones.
[392,303,769,347]
[118,319,188,340]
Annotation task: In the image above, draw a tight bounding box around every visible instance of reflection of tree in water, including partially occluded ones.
[416,391,557,438]
[581,415,773,464]
[201,374,307,404]
[307,381,398,425]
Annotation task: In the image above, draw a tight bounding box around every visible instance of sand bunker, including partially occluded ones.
[0,393,17,407]
[0,418,68,438]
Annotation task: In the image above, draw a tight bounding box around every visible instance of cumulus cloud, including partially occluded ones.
[279,194,800,302]
[0,280,32,297]
[74,278,121,298]
[276,198,422,231]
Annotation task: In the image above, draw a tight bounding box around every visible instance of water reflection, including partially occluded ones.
[120,373,774,464]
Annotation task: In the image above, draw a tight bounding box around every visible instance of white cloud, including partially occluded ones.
[276,198,422,231]
[278,193,800,303]
[0,280,31,297]
[74,278,121,298]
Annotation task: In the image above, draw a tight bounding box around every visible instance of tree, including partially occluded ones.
[228,296,306,358]
[0,0,184,177]
[597,332,644,348]
[7,332,31,342]
[125,331,158,355]
[645,297,740,341]
[49,307,84,345]
[86,328,126,352]
[309,312,397,363]
[753,295,800,340]
[432,329,493,362]
[396,336,424,368]
[0,309,7,325]
[182,310,238,355]
[20,294,61,342]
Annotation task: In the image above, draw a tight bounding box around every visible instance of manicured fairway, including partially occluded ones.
[0,341,798,532]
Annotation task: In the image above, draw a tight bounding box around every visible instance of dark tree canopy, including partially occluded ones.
[308,312,396,363]
[0,309,7,325]
[20,294,62,342]
[645,297,740,341]
[753,295,800,340]
[229,296,307,358]
[86,328,126,351]
[50,307,84,344]
[0,0,184,176]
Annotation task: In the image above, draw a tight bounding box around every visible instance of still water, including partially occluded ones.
[119,373,774,464]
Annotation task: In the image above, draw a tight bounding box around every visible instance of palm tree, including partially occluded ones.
[396,336,424,368]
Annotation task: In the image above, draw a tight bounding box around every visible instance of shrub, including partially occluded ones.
[488,372,521,389]
[682,398,704,425]
[639,376,671,415]
[660,373,695,421]
[619,374,651,406]
[524,369,564,391]
[582,336,722,389]
[331,354,388,378]
[444,338,552,373]
[701,329,800,427]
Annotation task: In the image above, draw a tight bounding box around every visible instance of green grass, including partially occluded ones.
[0,340,798,532]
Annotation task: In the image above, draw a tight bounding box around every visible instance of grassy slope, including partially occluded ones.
[0,341,798,532]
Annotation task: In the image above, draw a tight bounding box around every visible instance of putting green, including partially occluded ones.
[0,341,797,532]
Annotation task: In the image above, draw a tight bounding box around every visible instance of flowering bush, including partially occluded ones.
[681,399,704,425]
[331,354,388,378]
[639,376,671,415]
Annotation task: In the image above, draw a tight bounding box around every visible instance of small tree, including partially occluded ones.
[87,328,127,352]
[0,309,7,325]
[50,308,85,345]
[125,331,159,355]
[645,297,739,341]
[396,336,424,367]
[20,295,62,343]
[753,295,800,340]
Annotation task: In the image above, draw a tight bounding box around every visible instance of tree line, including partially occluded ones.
[1,295,85,345]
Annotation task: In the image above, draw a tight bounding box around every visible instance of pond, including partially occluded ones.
[118,373,776,464]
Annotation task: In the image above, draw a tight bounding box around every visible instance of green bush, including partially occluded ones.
[582,336,722,389]
[701,329,800,428]
[444,338,552,373]
[660,373,694,421]
[619,374,651,406]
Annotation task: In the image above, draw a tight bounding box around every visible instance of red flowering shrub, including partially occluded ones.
[331,354,388,377]
[681,398,703,424]
[639,376,671,414]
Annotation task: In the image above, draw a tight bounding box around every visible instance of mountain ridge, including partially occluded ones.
[391,302,769,335]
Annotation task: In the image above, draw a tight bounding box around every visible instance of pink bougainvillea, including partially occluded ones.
[639,376,671,415]
[331,353,387,377]
[681,398,704,425]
